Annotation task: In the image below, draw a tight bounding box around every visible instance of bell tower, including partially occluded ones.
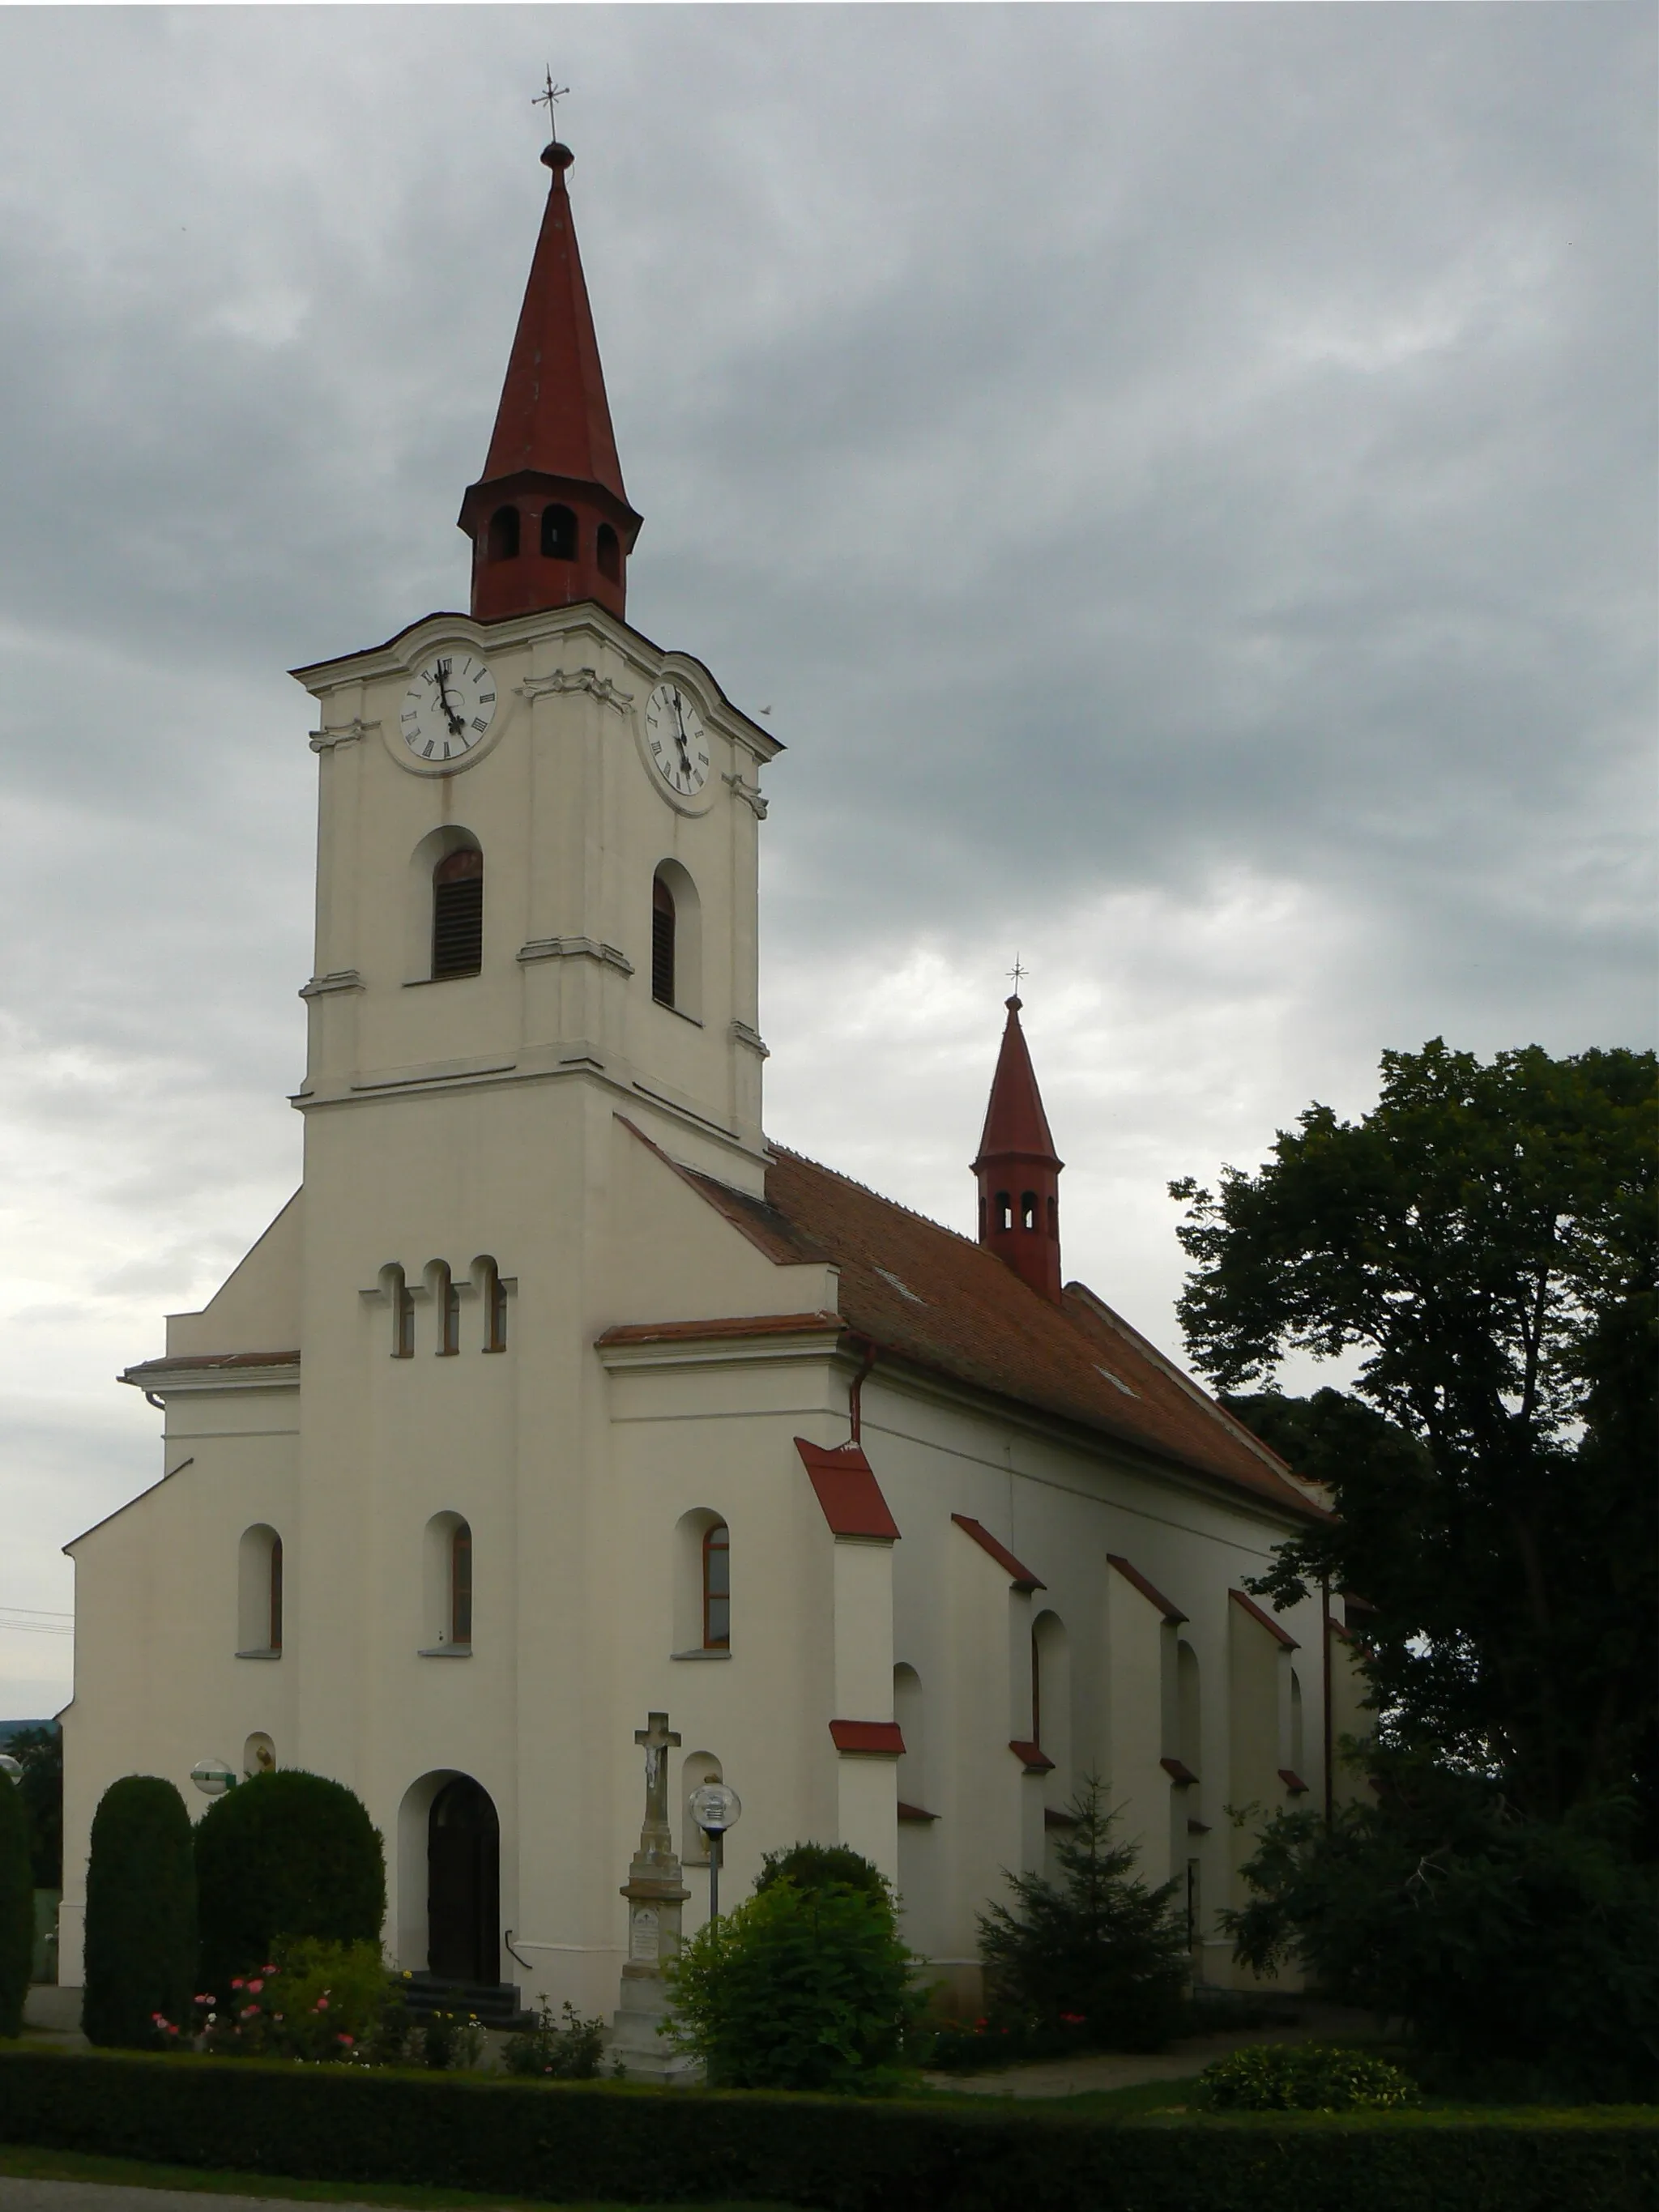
[290,133,778,1185]
[973,995,1064,1302]
[457,136,642,624]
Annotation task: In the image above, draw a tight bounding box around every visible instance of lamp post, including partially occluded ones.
[687,1782,741,1923]
[190,1758,237,1797]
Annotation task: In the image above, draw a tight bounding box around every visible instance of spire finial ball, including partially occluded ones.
[541,141,574,173]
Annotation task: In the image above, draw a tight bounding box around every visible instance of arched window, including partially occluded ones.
[1021,1190,1038,1231]
[651,872,676,1005]
[595,522,621,582]
[1047,1195,1057,1238]
[1289,1668,1305,1775]
[432,846,483,979]
[1177,1639,1201,1780]
[702,1521,730,1649]
[487,505,520,562]
[422,1512,473,1652]
[387,1265,415,1357]
[893,1663,925,1811]
[1031,1610,1071,1784]
[540,504,577,560]
[450,1521,473,1647]
[433,1264,459,1356]
[237,1525,283,1656]
[478,1259,508,1353]
[996,1191,1013,1233]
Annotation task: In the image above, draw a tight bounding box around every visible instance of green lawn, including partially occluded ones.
[0,2144,803,2212]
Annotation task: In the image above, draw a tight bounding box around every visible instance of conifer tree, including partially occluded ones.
[0,1766,32,2037]
[83,1775,197,2048]
[977,1779,1190,2049]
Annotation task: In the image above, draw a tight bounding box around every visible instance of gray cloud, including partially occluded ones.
[0,4,1652,1711]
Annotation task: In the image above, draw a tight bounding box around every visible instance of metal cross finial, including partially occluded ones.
[533,68,569,133]
[1008,956,1027,992]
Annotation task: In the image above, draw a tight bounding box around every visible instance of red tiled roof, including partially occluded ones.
[796,1439,902,1541]
[1230,1587,1300,1647]
[122,1350,300,1380]
[758,1147,1315,1517]
[1009,1738,1055,1773]
[1107,1554,1188,1622]
[952,1514,1046,1592]
[830,1720,905,1756]
[595,1312,838,1347]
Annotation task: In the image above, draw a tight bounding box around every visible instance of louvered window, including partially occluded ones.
[433,848,484,979]
[268,1536,284,1653]
[702,1521,730,1649]
[651,873,676,1006]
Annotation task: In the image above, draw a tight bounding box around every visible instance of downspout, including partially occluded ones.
[846,1335,876,1448]
[1321,1571,1334,1829]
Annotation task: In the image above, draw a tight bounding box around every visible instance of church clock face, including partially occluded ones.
[399,652,498,765]
[644,682,711,797]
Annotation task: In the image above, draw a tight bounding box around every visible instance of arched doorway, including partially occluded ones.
[427,1775,501,1984]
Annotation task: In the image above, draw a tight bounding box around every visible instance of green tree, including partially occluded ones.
[976,1779,1190,2050]
[194,1770,384,1998]
[668,1848,921,2092]
[3,1727,62,1889]
[0,1767,32,2036]
[83,1775,197,2049]
[1225,1763,1659,2103]
[1171,1039,1657,1826]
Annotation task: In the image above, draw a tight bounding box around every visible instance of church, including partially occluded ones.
[58,131,1363,2025]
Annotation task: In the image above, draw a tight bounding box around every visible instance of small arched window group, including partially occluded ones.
[386,1260,508,1357]
[993,1189,1057,1240]
[483,501,610,574]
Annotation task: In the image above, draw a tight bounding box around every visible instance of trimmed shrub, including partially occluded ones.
[1198,2043,1417,2111]
[0,1768,32,2037]
[191,1938,405,2064]
[669,1874,923,2092]
[82,1775,197,2050]
[977,1776,1191,2050]
[194,1770,384,1997]
[0,2048,1656,2212]
[754,1842,893,1906]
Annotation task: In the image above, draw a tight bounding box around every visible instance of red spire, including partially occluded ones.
[458,140,642,624]
[973,996,1064,1302]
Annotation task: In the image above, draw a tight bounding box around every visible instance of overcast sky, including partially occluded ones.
[1,2,1653,1716]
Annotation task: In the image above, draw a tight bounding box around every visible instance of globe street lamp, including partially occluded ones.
[687,1781,741,1922]
[190,1757,237,1797]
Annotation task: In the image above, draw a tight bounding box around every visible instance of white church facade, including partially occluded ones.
[59,134,1362,2020]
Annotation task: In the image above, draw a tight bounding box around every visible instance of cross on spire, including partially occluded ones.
[533,68,569,137]
[1008,956,1027,994]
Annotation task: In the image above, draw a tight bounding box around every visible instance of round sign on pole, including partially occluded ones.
[190,1757,237,1797]
[688,1782,740,1834]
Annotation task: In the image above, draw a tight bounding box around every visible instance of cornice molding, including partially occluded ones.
[517,665,634,712]
[723,770,768,820]
[299,970,365,999]
[517,936,635,974]
[731,1020,770,1059]
[309,718,379,752]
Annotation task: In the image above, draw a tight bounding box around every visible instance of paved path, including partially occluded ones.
[924,2000,1389,2098]
[1,2190,401,2212]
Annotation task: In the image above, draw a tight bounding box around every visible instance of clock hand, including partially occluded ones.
[433,661,466,736]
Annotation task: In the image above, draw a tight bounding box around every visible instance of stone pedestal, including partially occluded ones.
[609,1711,702,2084]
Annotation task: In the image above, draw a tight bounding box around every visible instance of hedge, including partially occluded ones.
[0,2051,1655,2212]
[0,1776,30,2039]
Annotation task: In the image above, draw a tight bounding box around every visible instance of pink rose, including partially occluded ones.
[247,1979,264,1994]
[231,1977,244,1989]
[316,1997,329,2010]
[336,2034,355,2047]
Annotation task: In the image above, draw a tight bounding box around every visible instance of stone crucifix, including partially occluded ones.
[612,1709,695,2081]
